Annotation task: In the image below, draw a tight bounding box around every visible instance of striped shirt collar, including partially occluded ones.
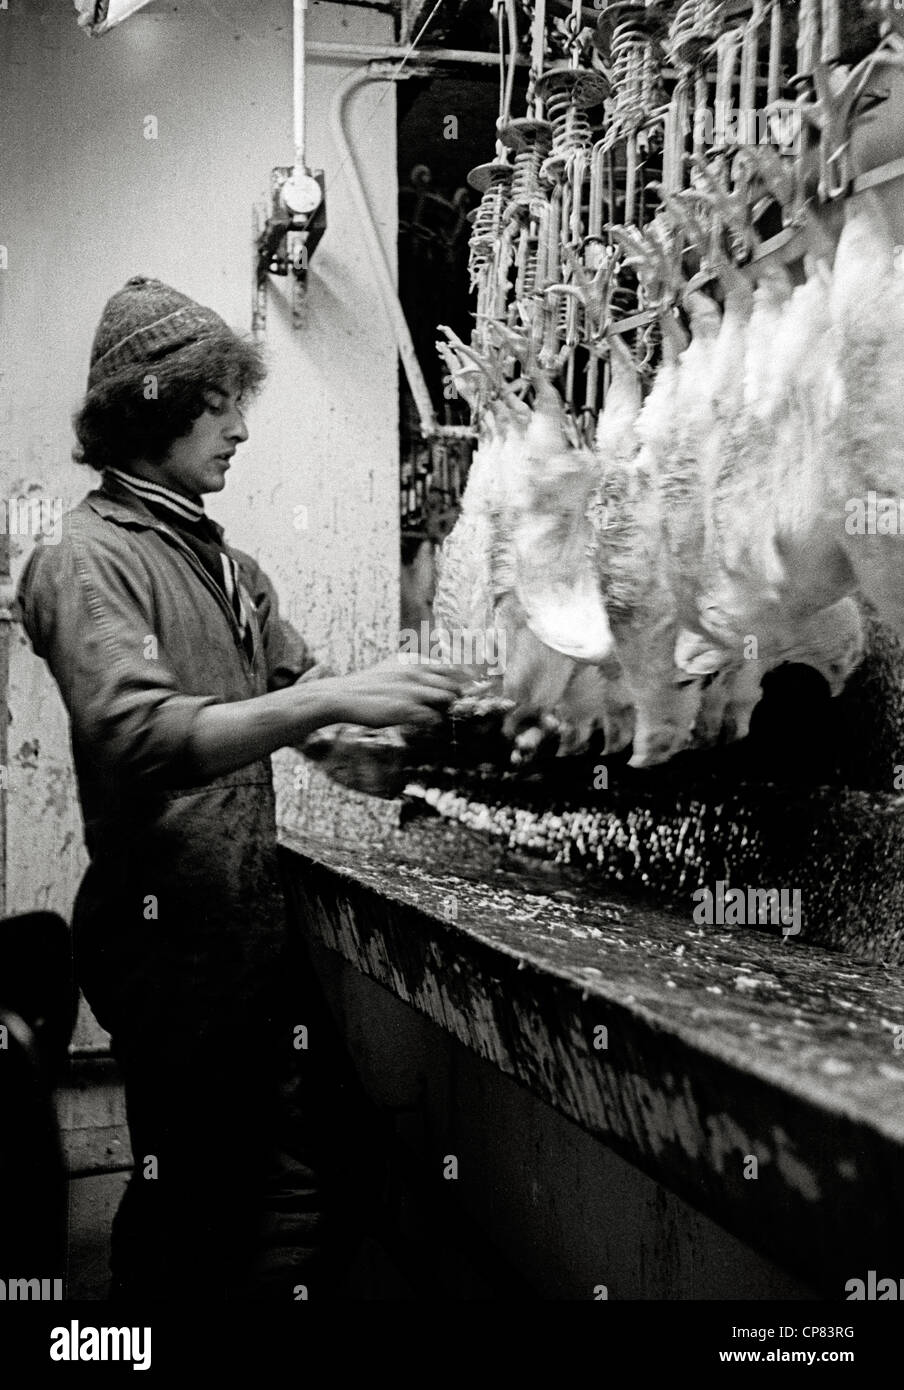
[104,466,206,525]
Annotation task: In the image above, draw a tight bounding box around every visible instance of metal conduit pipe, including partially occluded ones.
[324,45,530,435]
[330,63,440,436]
[293,0,308,167]
[328,46,530,434]
[309,42,528,66]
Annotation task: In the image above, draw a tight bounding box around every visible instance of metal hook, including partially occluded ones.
[821,139,851,201]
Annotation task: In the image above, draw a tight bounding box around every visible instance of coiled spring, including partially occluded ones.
[511,137,549,206]
[610,12,654,132]
[545,84,594,162]
[668,0,717,64]
[467,166,512,288]
[556,291,571,338]
[516,233,541,297]
[670,0,702,43]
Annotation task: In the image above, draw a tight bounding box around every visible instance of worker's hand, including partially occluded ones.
[317,655,471,730]
[294,661,338,684]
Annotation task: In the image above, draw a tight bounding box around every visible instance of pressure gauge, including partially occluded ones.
[283,170,323,217]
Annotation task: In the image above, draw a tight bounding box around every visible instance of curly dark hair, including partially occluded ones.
[72,331,268,471]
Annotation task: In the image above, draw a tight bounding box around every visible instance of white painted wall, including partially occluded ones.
[1,0,401,1040]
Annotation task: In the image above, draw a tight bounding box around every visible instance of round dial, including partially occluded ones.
[283,172,322,216]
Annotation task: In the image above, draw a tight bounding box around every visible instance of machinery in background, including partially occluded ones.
[253,0,327,331]
[254,165,327,332]
[399,162,475,548]
[397,156,479,634]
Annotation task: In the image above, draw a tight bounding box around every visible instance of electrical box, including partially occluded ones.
[253,165,327,331]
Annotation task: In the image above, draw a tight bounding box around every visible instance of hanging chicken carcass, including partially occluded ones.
[830,198,904,636]
[424,0,883,777]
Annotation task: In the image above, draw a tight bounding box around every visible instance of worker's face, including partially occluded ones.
[155,384,249,497]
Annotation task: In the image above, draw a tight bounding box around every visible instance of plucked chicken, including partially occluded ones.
[830,196,904,636]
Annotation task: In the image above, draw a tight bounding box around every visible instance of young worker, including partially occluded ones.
[17,276,466,1300]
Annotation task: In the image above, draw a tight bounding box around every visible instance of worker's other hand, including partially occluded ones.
[294,661,338,684]
[320,656,470,730]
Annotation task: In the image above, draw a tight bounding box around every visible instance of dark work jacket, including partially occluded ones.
[16,473,317,1064]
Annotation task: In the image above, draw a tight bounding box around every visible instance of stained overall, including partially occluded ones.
[18,472,359,1300]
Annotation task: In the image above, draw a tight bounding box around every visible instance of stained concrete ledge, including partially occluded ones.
[404,776,904,965]
[279,825,904,1299]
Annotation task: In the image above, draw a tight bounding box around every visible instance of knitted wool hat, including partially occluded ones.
[87,276,231,389]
